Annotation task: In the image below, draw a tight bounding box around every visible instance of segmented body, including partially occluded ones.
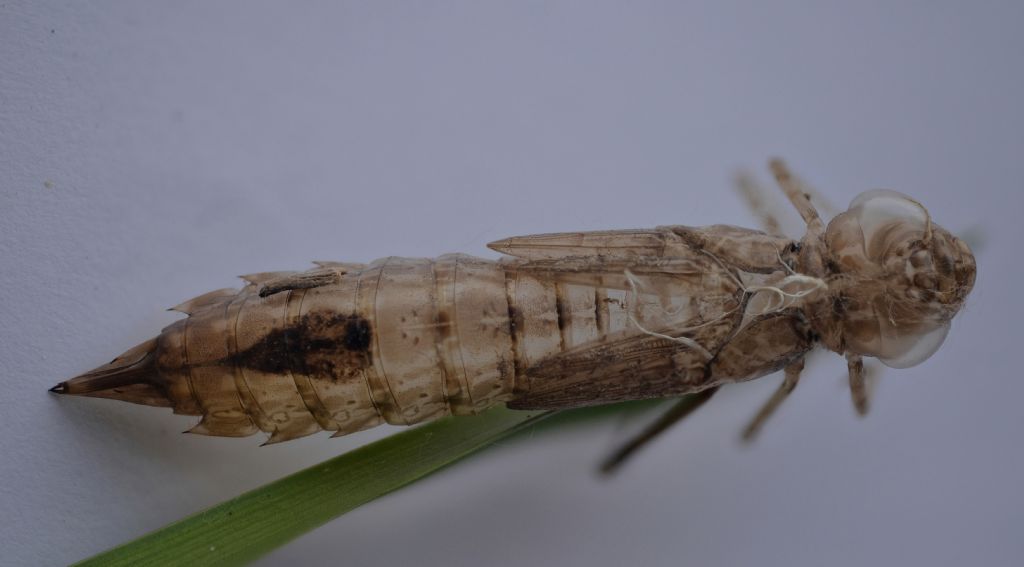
[58,163,976,445]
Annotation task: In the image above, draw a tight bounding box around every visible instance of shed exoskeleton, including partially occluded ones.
[52,160,976,467]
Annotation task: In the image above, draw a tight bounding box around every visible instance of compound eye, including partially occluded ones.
[850,190,929,236]
[849,190,931,260]
[876,321,951,369]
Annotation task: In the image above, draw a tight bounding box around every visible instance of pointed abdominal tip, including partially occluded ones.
[55,338,173,408]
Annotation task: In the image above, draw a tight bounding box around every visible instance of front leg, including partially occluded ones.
[735,164,839,236]
[847,353,870,416]
[769,158,826,236]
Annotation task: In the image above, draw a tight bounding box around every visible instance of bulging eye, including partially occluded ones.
[848,190,931,261]
[875,321,951,369]
[850,190,929,237]
[844,302,952,369]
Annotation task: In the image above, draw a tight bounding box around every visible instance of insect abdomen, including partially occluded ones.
[57,249,641,442]
[61,255,576,442]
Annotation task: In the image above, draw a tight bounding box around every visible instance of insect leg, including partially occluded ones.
[740,358,804,442]
[599,387,718,475]
[847,353,870,416]
[793,173,838,219]
[735,172,786,237]
[768,159,825,233]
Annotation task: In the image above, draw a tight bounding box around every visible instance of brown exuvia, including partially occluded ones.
[52,160,976,465]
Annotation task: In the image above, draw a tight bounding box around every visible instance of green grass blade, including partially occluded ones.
[74,406,552,567]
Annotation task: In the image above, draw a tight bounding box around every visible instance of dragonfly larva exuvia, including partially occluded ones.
[51,160,976,470]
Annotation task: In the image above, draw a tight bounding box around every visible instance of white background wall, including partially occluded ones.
[2,2,1022,566]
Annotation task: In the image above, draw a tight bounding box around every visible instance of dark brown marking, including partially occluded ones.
[554,290,567,332]
[232,312,373,377]
[552,283,570,354]
[341,315,372,351]
[504,274,523,388]
[832,294,847,315]
[504,305,518,331]
[934,250,954,276]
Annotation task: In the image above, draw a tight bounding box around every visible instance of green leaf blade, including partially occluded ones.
[76,406,552,567]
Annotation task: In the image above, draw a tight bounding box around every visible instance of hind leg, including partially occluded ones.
[600,387,719,475]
